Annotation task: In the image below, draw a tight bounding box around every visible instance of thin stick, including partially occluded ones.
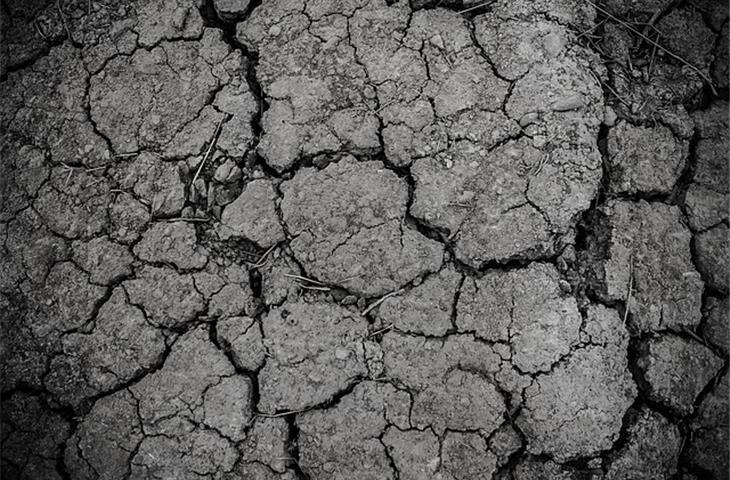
[163,217,210,223]
[368,324,393,337]
[586,0,717,95]
[623,257,633,325]
[299,285,331,292]
[683,328,706,345]
[283,273,327,286]
[191,116,225,186]
[56,0,74,43]
[458,1,495,14]
[361,289,405,316]
[249,244,278,268]
[591,70,631,108]
[256,408,311,418]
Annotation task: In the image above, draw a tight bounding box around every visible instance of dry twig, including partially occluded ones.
[361,289,405,316]
[191,116,226,186]
[623,256,633,325]
[586,0,717,95]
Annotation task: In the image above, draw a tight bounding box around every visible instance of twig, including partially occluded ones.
[376,99,396,114]
[299,284,331,292]
[191,116,226,186]
[458,1,495,14]
[361,289,405,316]
[163,217,210,223]
[283,273,327,286]
[623,256,633,325]
[590,70,631,108]
[248,243,278,269]
[683,328,706,345]
[641,1,675,42]
[257,408,311,418]
[56,0,74,43]
[34,18,49,40]
[368,324,393,337]
[586,0,717,95]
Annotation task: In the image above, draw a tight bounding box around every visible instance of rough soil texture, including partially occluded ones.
[0,0,727,479]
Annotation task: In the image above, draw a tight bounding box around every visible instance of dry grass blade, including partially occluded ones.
[368,324,393,337]
[249,244,279,268]
[361,289,405,316]
[590,70,631,108]
[191,116,226,186]
[256,408,311,418]
[299,284,331,292]
[623,256,633,325]
[283,273,327,286]
[458,1,495,14]
[163,217,210,223]
[585,0,718,95]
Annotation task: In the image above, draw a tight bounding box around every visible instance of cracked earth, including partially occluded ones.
[0,0,728,479]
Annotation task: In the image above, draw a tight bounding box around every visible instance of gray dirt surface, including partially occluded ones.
[1,0,727,478]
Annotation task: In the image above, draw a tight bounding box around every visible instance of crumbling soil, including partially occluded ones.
[1,0,727,479]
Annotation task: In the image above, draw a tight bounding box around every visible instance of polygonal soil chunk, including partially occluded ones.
[694,224,728,293]
[411,135,598,266]
[605,409,682,480]
[213,0,251,21]
[218,179,285,247]
[637,333,723,415]
[298,381,411,480]
[2,208,69,291]
[580,199,703,332]
[108,192,152,243]
[458,263,582,373]
[281,158,443,297]
[655,8,716,70]
[34,166,110,239]
[0,43,110,168]
[236,2,380,171]
[489,423,523,466]
[382,332,508,435]
[685,101,729,231]
[513,457,595,480]
[134,221,208,270]
[701,296,729,353]
[442,431,498,479]
[349,4,514,168]
[123,266,205,328]
[0,137,47,222]
[72,237,134,285]
[24,261,106,339]
[517,305,636,461]
[374,267,461,336]
[44,288,167,410]
[64,390,143,480]
[257,300,371,412]
[112,153,186,217]
[216,316,266,372]
[382,428,441,480]
[130,326,252,439]
[687,372,729,480]
[89,30,235,154]
[239,417,291,473]
[1,393,70,480]
[130,428,239,478]
[606,121,687,195]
